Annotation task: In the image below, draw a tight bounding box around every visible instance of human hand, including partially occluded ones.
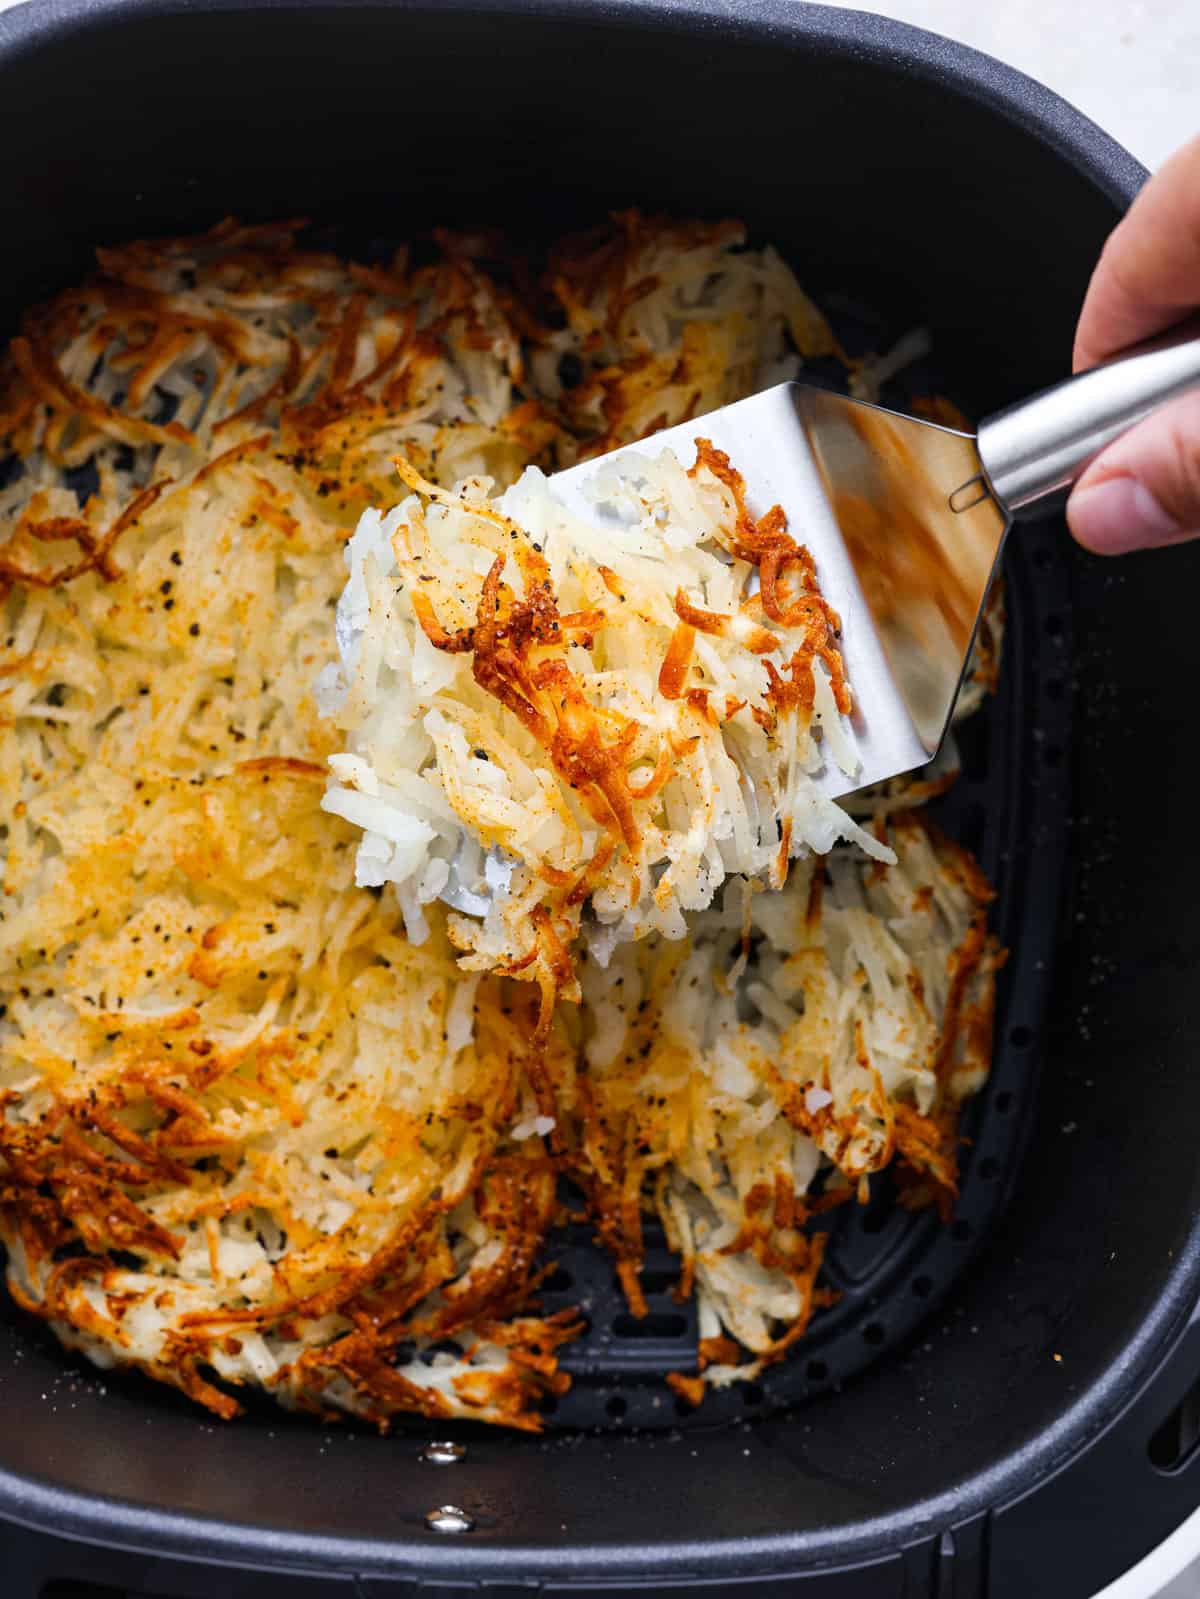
[1068,133,1200,555]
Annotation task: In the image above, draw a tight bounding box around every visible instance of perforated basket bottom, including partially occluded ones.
[534,517,1073,1433]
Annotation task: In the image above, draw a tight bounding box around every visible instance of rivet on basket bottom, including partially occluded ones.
[425,1505,475,1534]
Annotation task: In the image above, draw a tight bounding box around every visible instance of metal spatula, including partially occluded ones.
[550,320,1200,794]
[437,322,1200,915]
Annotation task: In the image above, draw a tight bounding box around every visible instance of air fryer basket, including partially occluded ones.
[2,1,1200,1595]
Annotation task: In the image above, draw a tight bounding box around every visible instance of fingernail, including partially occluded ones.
[1069,476,1184,555]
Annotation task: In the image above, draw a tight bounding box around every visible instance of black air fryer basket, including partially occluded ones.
[1,2,1199,1595]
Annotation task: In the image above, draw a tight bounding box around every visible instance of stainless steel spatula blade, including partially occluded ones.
[795,386,1008,772]
[554,385,1007,797]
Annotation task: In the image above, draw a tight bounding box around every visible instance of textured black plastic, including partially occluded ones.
[2,2,1200,1597]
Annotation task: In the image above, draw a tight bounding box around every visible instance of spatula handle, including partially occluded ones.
[976,319,1200,516]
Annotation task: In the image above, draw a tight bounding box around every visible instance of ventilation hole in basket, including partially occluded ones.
[1045,613,1064,639]
[863,1322,885,1346]
[541,1265,573,1293]
[1045,677,1064,701]
[806,1359,828,1382]
[1149,1375,1200,1471]
[951,1220,972,1242]
[1043,743,1063,767]
[739,1382,764,1407]
[912,1276,933,1299]
[605,1395,628,1420]
[995,1090,1014,1113]
[1010,1025,1032,1048]
[539,1393,559,1417]
[639,1267,679,1297]
[612,1311,688,1340]
[673,1395,694,1417]
[979,1157,999,1180]
[612,1267,677,1299]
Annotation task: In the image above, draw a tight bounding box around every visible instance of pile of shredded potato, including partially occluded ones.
[0,216,1002,1428]
[571,813,1000,1397]
[322,441,895,1024]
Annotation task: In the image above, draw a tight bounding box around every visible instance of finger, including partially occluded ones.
[1073,134,1200,373]
[1066,390,1200,555]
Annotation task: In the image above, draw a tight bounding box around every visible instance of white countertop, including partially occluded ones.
[819,0,1196,171]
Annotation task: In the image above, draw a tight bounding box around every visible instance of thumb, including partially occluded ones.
[1067,390,1200,555]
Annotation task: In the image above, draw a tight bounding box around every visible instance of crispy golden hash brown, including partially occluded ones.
[322,440,895,1046]
[0,216,1001,1428]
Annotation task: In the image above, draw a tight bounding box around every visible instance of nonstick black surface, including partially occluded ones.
[0,2,1198,1596]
